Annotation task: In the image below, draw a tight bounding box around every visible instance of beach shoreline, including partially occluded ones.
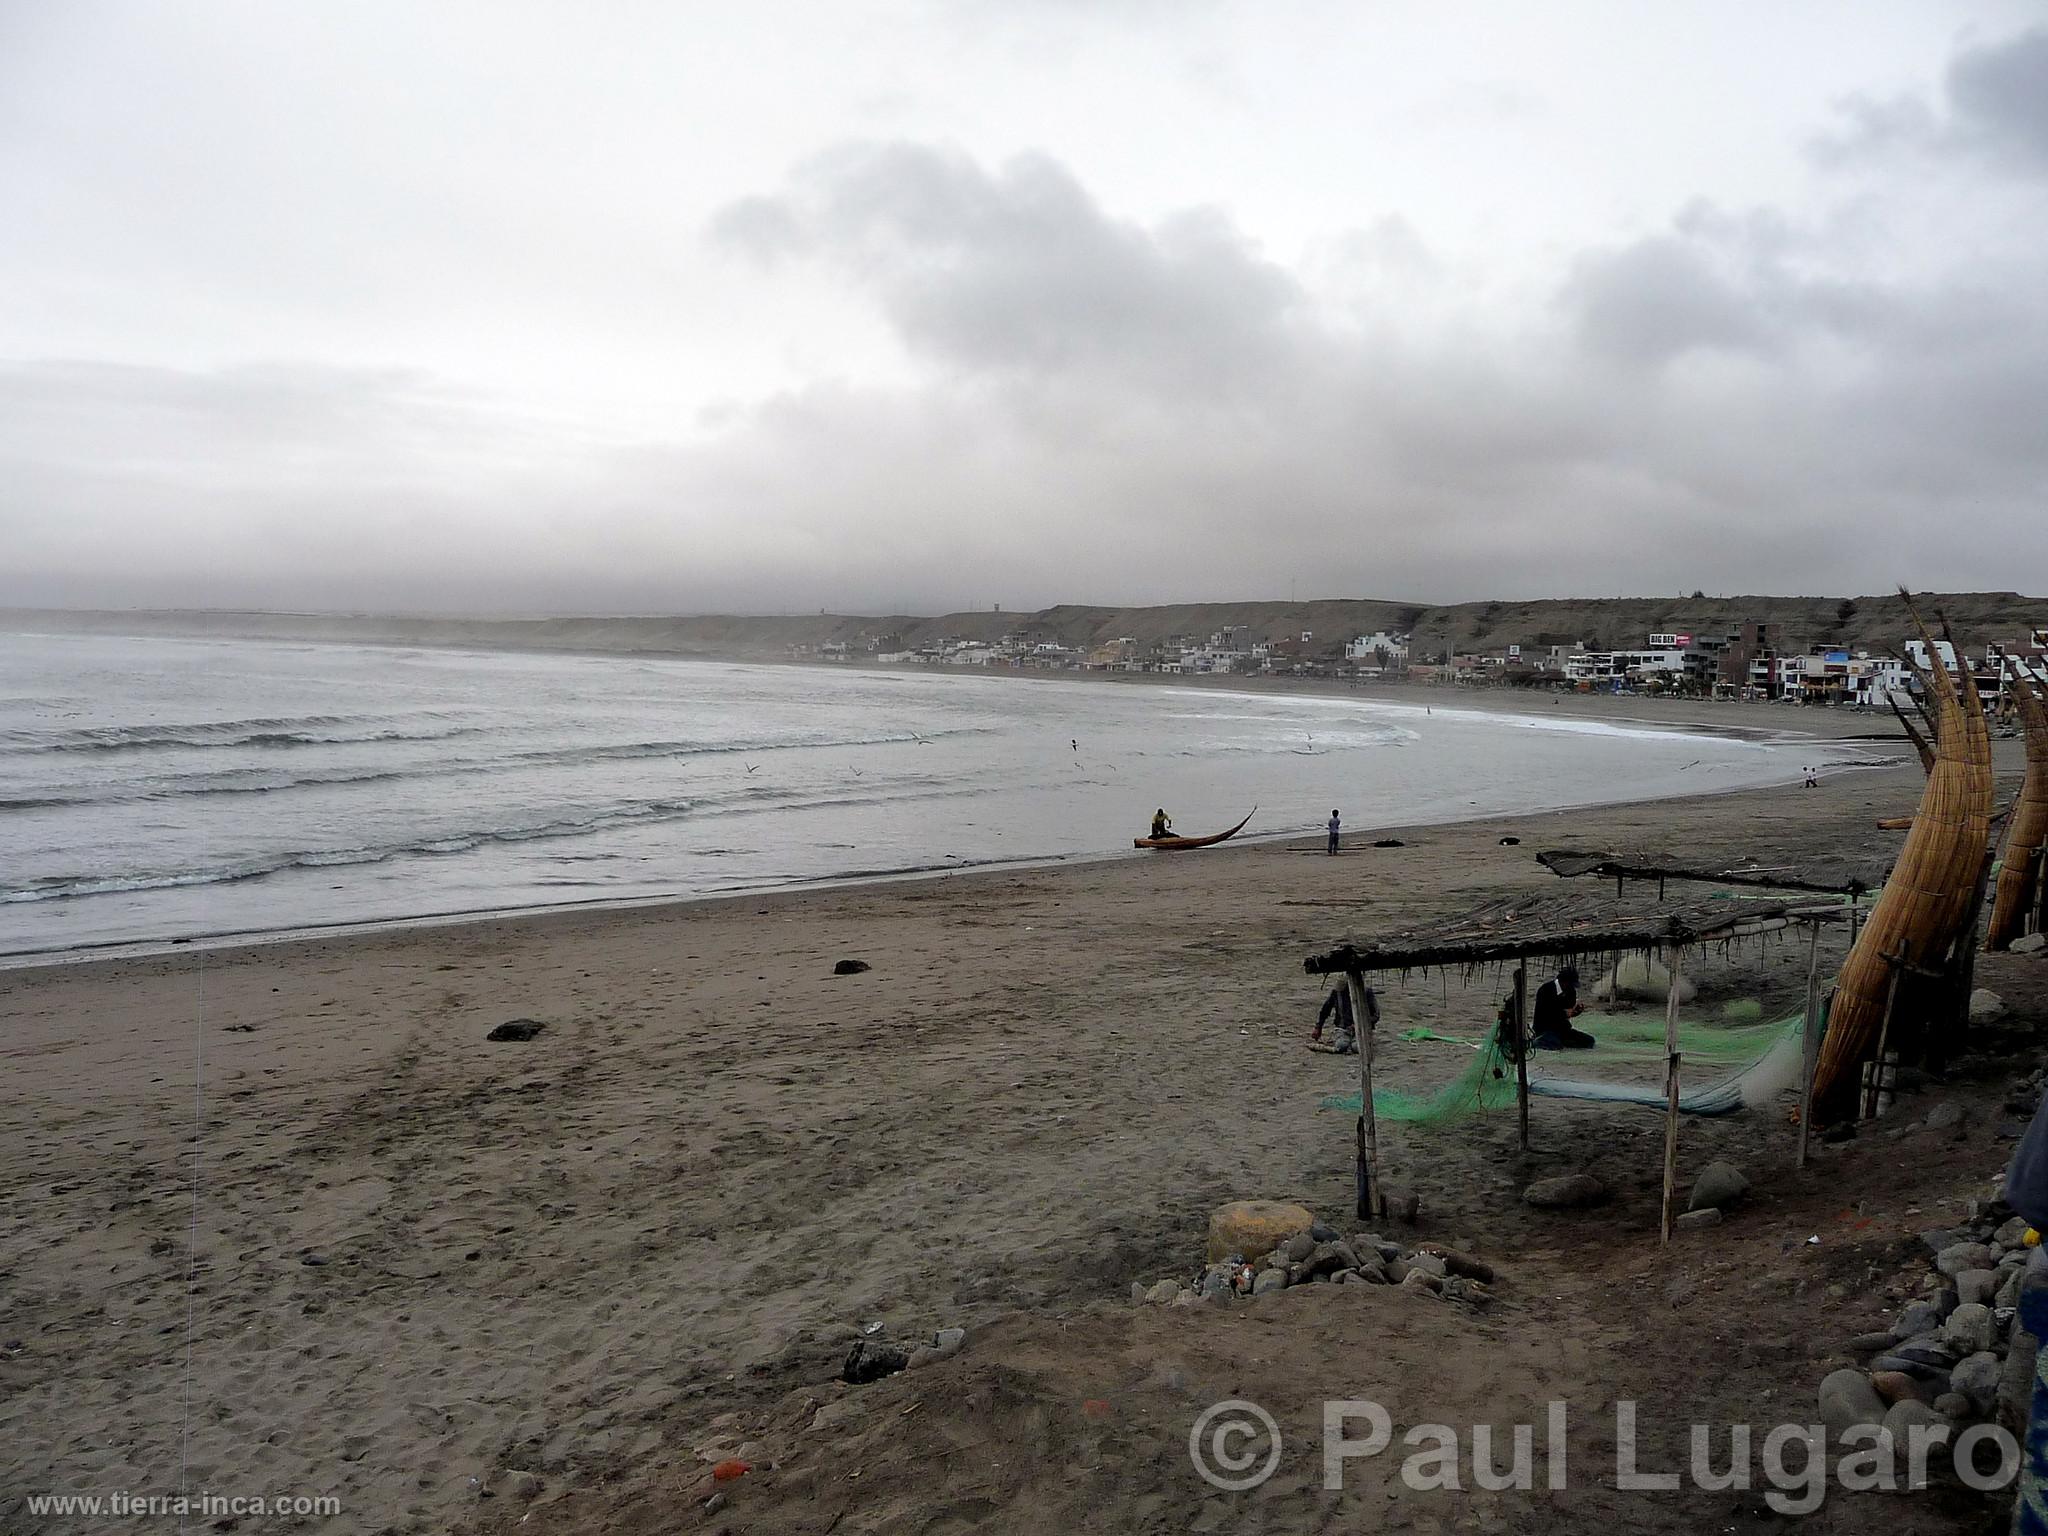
[13,749,2034,1535]
[0,654,1902,972]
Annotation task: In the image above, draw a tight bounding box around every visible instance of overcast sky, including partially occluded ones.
[2,1,2044,614]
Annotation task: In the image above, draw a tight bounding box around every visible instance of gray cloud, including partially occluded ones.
[715,143,1304,397]
[6,13,2047,615]
[1816,25,2048,174]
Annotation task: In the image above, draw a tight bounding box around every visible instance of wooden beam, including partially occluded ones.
[1514,964,1531,1153]
[1797,921,1823,1169]
[1660,943,1685,1244]
[1346,971,1385,1223]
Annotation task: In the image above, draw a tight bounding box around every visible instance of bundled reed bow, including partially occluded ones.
[1812,598,1995,1108]
[1985,664,2048,950]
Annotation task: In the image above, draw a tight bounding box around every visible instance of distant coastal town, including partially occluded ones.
[799,617,2048,710]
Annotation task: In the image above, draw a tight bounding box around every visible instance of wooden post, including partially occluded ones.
[1513,964,1531,1152]
[1865,953,1905,1120]
[1796,920,1823,1169]
[1848,891,1862,948]
[1660,944,1685,1244]
[1347,970,1385,1222]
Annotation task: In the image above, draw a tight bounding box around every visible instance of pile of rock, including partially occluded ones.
[1132,1202,1497,1309]
[1825,1214,2040,1439]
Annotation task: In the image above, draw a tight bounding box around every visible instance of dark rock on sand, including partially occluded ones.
[832,960,871,976]
[1525,1174,1607,1209]
[486,1019,546,1042]
[842,1339,910,1384]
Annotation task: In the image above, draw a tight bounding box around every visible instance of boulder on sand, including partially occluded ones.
[1817,1368,1885,1437]
[1687,1161,1749,1213]
[1206,1201,1315,1264]
[1968,989,2006,1022]
[1525,1174,1608,1209]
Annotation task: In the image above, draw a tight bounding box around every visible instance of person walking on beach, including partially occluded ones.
[1327,809,1342,854]
[1530,964,1596,1050]
[1804,766,1819,788]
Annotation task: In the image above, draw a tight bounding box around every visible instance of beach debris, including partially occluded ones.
[1686,1159,1749,1212]
[1523,1173,1608,1209]
[1205,1200,1315,1263]
[710,1458,751,1482]
[842,1339,909,1384]
[1498,836,1520,846]
[486,1018,547,1042]
[832,959,871,976]
[1372,838,1405,848]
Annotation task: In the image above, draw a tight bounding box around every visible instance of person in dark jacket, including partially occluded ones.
[1530,965,1597,1050]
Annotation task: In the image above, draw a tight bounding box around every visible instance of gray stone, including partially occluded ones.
[1849,1330,1898,1353]
[1280,1231,1317,1264]
[1144,1279,1180,1305]
[1252,1269,1287,1297]
[1129,1281,1146,1304]
[1369,1239,1403,1262]
[1933,1392,1973,1419]
[1999,1269,2025,1310]
[1921,1228,1965,1256]
[1383,1258,1409,1284]
[1408,1251,1448,1279]
[1818,1368,1887,1436]
[1943,1303,1996,1354]
[1350,1259,1389,1284]
[1676,1208,1722,1231]
[486,1018,546,1042]
[1199,1273,1232,1303]
[1417,1244,1495,1282]
[1925,1102,1967,1132]
[1956,1268,2001,1307]
[1398,1269,1441,1296]
[1330,1242,1364,1272]
[1309,1219,1340,1243]
[1949,1351,2002,1409]
[1524,1173,1608,1209]
[2010,932,2046,955]
[494,1470,542,1502]
[1688,1160,1749,1212]
[934,1326,965,1356]
[1440,1276,1491,1305]
[1968,988,2006,1022]
[1996,1216,2031,1247]
[1937,1241,1993,1278]
[1893,1301,1943,1341]
[906,1346,938,1369]
[1884,1398,1948,1453]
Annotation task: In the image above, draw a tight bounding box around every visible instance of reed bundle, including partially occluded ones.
[1986,667,2047,950]
[1812,600,1994,1106]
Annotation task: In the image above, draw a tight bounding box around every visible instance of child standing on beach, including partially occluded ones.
[1327,809,1341,854]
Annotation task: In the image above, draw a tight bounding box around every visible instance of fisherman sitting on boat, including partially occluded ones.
[1149,808,1172,840]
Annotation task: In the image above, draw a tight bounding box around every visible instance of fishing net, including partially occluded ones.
[1322,1011,1809,1125]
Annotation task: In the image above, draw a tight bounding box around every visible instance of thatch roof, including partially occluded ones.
[1535,847,1879,897]
[1304,888,1848,977]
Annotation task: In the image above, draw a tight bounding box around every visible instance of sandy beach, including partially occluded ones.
[6,734,2045,1534]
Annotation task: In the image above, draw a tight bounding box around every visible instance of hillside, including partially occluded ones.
[6,590,2043,662]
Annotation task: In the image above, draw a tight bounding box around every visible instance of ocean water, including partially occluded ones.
[0,630,1825,958]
